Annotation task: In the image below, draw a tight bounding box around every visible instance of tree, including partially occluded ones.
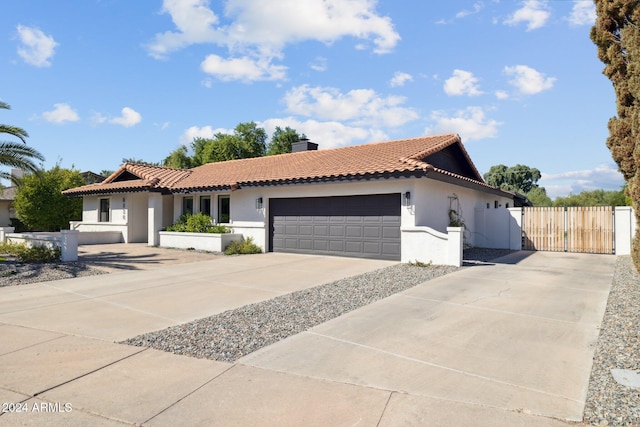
[483,164,542,194]
[163,122,303,168]
[553,188,629,207]
[591,1,640,270]
[14,166,85,231]
[0,102,45,184]
[526,187,553,207]
[267,126,306,155]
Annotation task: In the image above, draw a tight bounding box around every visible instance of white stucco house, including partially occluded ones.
[63,134,528,263]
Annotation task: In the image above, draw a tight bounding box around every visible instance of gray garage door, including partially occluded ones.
[269,194,401,260]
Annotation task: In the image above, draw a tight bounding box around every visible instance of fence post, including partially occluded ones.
[614,207,635,255]
[0,227,15,243]
[508,208,522,250]
[60,230,79,262]
[447,227,463,267]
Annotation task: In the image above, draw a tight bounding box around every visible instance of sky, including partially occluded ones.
[0,0,625,199]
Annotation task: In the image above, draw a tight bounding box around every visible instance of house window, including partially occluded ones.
[200,196,211,217]
[182,197,194,215]
[506,203,510,208]
[99,198,110,222]
[218,195,230,223]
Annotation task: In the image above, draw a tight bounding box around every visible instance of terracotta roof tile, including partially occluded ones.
[64,134,501,196]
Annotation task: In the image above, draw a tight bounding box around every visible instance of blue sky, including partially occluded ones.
[0,0,624,198]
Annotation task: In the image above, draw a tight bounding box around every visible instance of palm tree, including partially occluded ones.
[0,102,44,184]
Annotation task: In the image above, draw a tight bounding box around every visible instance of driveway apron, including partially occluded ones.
[0,251,614,426]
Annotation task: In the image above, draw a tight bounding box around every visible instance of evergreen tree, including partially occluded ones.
[591,1,640,270]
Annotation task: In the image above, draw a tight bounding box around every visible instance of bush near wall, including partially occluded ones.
[166,213,230,234]
[224,237,262,255]
[0,242,61,263]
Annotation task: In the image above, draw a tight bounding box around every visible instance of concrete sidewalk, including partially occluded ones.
[0,251,615,426]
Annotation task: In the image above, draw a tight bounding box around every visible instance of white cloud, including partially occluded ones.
[260,117,383,149]
[109,107,142,127]
[179,125,231,145]
[504,0,550,31]
[444,69,483,96]
[390,71,413,88]
[16,25,58,67]
[284,84,418,127]
[200,54,287,82]
[148,0,400,81]
[504,65,555,95]
[147,0,222,60]
[495,90,509,100]
[426,106,501,142]
[42,103,79,124]
[455,2,485,19]
[539,164,625,198]
[310,56,328,72]
[567,1,596,26]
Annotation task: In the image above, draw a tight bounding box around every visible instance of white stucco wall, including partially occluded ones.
[127,193,148,243]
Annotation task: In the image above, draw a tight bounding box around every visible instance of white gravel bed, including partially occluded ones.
[0,260,107,287]
[583,256,640,426]
[122,263,458,362]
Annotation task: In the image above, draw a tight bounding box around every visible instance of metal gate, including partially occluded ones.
[522,206,614,254]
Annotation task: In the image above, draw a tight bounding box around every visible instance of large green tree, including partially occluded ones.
[267,126,306,155]
[164,122,305,168]
[591,1,640,269]
[484,164,549,206]
[0,102,44,184]
[553,188,629,207]
[14,166,85,231]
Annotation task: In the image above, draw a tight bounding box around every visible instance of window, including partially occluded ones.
[200,196,211,217]
[218,195,230,223]
[182,197,194,215]
[99,198,110,222]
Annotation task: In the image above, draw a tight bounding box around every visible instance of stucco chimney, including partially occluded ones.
[291,138,318,153]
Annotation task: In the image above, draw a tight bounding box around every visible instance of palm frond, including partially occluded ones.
[0,125,29,143]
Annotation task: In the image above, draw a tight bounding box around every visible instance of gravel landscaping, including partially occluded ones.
[583,255,640,426]
[0,259,107,287]
[122,248,514,362]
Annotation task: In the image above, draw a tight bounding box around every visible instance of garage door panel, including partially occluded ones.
[270,194,400,260]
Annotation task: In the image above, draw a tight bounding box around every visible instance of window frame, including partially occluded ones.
[99,198,110,222]
[218,194,230,223]
[200,195,211,217]
[182,196,194,216]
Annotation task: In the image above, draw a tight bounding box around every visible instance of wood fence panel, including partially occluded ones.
[523,206,614,254]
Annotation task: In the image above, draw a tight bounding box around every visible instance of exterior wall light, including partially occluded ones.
[256,197,263,210]
[403,191,411,206]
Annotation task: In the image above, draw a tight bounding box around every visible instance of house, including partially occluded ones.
[63,134,527,262]
[0,186,17,227]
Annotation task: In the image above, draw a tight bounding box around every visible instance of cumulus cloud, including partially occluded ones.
[567,1,596,26]
[42,103,79,124]
[109,107,142,127]
[444,69,483,96]
[147,0,400,81]
[455,2,485,19]
[16,25,58,67]
[390,71,413,88]
[260,117,383,149]
[495,90,509,100]
[179,125,231,145]
[426,106,501,142]
[284,84,418,127]
[200,54,287,82]
[310,56,328,72]
[539,164,625,198]
[504,65,555,95]
[504,0,550,31]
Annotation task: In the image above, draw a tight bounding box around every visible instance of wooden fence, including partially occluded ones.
[522,206,614,254]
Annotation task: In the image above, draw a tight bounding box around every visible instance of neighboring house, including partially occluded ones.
[0,186,17,227]
[63,134,528,261]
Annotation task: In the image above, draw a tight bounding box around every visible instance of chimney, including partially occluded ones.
[291,138,318,153]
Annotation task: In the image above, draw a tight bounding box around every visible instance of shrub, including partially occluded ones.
[0,241,61,263]
[224,237,262,255]
[166,213,230,234]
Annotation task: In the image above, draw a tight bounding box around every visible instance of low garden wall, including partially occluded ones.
[158,231,243,252]
[2,229,79,262]
[400,226,463,266]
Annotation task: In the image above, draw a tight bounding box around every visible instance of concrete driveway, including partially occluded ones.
[0,250,614,426]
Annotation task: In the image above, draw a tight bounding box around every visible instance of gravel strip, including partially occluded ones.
[583,256,640,426]
[0,260,107,287]
[122,263,459,362]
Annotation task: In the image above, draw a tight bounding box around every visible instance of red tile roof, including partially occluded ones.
[64,134,503,196]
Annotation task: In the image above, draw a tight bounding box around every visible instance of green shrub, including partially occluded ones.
[224,237,262,255]
[0,241,61,263]
[166,213,230,234]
